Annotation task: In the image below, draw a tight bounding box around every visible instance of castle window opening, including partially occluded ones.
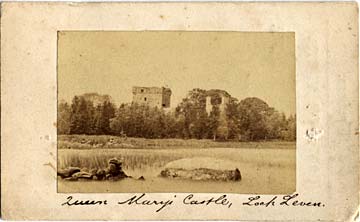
[144,97,147,101]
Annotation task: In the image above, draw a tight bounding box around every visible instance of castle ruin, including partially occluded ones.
[205,89,230,116]
[132,86,172,108]
[205,89,231,139]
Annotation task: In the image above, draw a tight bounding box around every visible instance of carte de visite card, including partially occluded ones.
[1,2,358,221]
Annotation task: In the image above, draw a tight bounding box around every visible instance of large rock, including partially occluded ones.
[58,158,130,181]
[89,168,98,176]
[57,167,81,178]
[95,169,106,180]
[160,157,241,181]
[72,171,93,179]
[160,168,241,181]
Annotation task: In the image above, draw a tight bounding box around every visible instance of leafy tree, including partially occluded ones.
[110,103,184,138]
[73,97,92,134]
[93,103,103,134]
[237,97,270,140]
[62,91,296,141]
[237,97,295,141]
[225,98,241,140]
[100,101,116,134]
[109,103,128,136]
[207,106,220,140]
[58,101,71,134]
[175,88,208,139]
[163,111,179,138]
[280,114,296,141]
[69,96,81,134]
[68,95,115,135]
[264,108,287,139]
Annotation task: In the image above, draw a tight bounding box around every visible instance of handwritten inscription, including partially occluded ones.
[243,194,325,207]
[62,196,107,206]
[118,193,174,212]
[61,193,325,212]
[243,195,278,207]
[183,194,233,208]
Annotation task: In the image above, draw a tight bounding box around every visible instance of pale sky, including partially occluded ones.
[58,31,295,115]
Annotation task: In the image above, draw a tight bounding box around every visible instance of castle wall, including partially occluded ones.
[132,86,171,108]
[205,94,229,116]
[162,90,171,108]
[133,93,163,107]
[219,96,229,113]
[206,96,212,115]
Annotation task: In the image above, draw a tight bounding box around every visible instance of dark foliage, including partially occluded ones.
[59,96,115,135]
[58,90,296,141]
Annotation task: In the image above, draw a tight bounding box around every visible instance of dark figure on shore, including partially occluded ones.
[105,157,128,180]
[233,168,241,181]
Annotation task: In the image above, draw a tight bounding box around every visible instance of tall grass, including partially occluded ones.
[58,149,189,171]
[58,134,296,150]
[58,144,296,174]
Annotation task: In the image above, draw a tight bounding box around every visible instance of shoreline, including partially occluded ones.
[58,134,296,150]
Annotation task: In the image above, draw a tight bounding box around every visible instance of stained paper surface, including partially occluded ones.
[1,2,358,221]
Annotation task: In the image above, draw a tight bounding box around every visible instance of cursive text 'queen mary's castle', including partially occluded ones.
[132,86,172,108]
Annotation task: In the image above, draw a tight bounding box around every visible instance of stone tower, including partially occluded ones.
[205,90,230,116]
[132,86,172,108]
[205,89,231,139]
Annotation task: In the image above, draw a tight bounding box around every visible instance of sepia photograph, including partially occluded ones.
[2,2,358,220]
[57,31,296,194]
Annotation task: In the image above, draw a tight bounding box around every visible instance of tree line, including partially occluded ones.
[58,89,296,141]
